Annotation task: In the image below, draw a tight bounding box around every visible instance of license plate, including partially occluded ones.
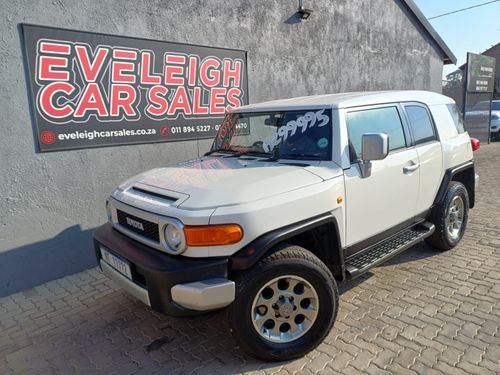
[100,247,132,280]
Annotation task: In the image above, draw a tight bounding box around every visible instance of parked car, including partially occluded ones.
[94,91,479,361]
[464,100,500,141]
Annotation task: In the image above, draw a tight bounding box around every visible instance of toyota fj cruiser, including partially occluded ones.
[94,91,479,361]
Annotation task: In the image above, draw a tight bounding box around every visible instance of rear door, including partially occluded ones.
[402,103,443,216]
[344,104,419,251]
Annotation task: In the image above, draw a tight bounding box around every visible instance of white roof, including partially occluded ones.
[233,90,455,112]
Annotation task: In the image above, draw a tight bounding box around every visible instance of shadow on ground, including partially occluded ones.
[0,225,97,298]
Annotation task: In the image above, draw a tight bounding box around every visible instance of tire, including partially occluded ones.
[228,244,339,361]
[426,181,469,250]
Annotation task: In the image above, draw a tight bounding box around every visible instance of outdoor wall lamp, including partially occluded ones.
[297,0,313,19]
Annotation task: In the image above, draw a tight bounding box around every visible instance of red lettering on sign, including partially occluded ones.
[210,87,226,114]
[164,54,186,85]
[168,86,191,115]
[74,83,108,117]
[200,58,221,87]
[147,85,169,116]
[39,82,75,118]
[188,56,198,86]
[226,87,242,110]
[192,87,209,114]
[112,61,136,83]
[140,52,161,85]
[223,59,241,87]
[39,41,71,55]
[75,45,109,82]
[39,56,69,81]
[110,84,137,117]
[113,49,137,60]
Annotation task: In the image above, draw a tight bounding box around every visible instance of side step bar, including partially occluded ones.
[345,222,435,279]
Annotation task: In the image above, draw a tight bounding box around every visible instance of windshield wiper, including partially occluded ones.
[279,152,323,160]
[234,151,272,158]
[204,148,238,156]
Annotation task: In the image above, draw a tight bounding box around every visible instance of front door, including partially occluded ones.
[343,104,419,252]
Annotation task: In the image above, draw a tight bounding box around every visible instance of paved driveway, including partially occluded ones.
[1,144,499,375]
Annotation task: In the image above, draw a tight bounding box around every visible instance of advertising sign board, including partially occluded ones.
[22,24,249,151]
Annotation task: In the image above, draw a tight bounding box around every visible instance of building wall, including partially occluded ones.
[0,0,445,296]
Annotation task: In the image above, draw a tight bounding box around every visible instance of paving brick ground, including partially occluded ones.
[1,144,500,375]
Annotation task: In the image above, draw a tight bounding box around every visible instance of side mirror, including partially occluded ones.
[359,133,389,178]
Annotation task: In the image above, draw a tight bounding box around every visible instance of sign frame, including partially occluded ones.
[21,24,249,152]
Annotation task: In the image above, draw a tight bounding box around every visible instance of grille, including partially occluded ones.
[117,209,160,242]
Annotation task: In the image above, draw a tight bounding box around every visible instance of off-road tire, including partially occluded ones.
[228,244,339,361]
[426,181,469,250]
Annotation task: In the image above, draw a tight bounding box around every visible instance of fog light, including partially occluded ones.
[164,223,187,253]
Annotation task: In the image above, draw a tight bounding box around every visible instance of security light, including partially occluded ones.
[297,0,313,19]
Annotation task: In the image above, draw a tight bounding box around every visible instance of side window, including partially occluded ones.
[405,105,437,145]
[446,103,466,134]
[346,106,406,162]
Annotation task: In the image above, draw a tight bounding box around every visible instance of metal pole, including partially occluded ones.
[488,96,492,144]
[462,53,470,125]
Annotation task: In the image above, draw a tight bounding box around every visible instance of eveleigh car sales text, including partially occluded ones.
[35,41,244,124]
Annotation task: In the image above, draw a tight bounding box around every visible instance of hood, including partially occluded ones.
[120,157,336,210]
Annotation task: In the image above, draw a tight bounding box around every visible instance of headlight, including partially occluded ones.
[164,222,187,254]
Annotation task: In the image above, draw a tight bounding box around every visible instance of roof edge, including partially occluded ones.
[399,0,457,65]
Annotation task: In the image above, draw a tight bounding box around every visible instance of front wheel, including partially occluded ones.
[228,245,339,361]
[426,181,469,250]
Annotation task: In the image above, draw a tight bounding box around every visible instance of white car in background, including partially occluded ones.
[464,100,500,141]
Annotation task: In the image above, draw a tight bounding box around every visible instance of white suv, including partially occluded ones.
[94,91,479,361]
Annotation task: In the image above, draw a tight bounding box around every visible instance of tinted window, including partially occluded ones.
[446,104,465,134]
[347,106,406,162]
[405,105,436,144]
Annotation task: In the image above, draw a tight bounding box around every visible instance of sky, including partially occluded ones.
[412,0,500,78]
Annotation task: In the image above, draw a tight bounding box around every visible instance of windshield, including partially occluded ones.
[210,109,332,160]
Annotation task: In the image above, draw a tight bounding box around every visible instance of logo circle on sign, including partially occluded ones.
[40,131,56,145]
[160,126,170,137]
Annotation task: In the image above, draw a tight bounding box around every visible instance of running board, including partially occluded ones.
[345,222,435,279]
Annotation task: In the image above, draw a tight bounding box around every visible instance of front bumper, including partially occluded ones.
[94,223,235,316]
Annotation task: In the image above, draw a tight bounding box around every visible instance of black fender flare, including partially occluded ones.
[229,213,344,277]
[434,160,475,208]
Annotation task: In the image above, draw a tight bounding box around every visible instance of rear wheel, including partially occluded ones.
[426,181,469,250]
[228,244,338,361]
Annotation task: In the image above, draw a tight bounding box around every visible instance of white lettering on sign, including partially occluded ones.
[262,109,330,152]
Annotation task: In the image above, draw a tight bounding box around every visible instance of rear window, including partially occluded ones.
[405,105,437,145]
[446,104,465,134]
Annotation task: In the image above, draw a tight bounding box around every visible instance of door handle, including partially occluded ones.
[403,162,419,174]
